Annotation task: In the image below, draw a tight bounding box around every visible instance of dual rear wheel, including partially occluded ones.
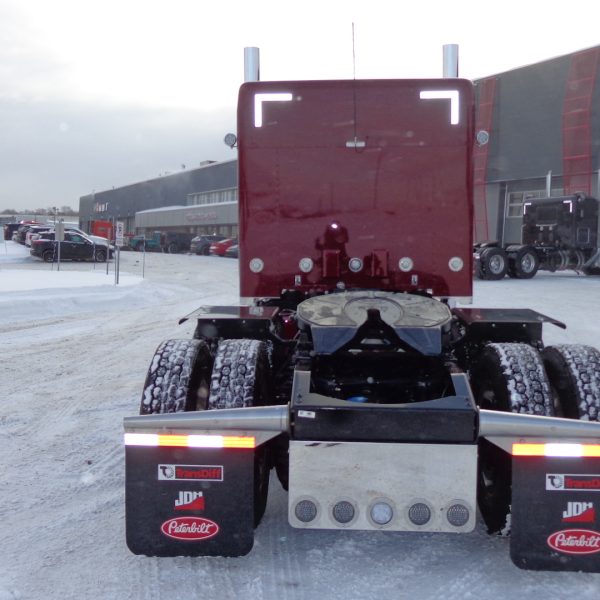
[471,342,600,533]
[140,338,272,527]
[477,246,539,280]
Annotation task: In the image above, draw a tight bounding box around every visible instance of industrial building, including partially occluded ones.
[79,45,600,245]
[78,159,238,238]
[474,45,600,243]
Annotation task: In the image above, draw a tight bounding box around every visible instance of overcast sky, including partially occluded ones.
[1,0,599,212]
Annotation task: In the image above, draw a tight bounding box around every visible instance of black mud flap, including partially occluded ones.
[511,455,600,572]
[126,445,254,557]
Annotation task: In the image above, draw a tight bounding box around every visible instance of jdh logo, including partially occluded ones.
[562,502,595,523]
[174,491,205,511]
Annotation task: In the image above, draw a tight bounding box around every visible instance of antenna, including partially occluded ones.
[346,23,365,150]
[352,22,356,80]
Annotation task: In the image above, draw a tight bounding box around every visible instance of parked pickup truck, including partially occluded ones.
[129,231,194,253]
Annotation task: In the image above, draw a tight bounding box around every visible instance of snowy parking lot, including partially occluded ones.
[1,240,600,600]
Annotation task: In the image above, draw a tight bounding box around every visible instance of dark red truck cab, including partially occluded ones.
[237,79,474,301]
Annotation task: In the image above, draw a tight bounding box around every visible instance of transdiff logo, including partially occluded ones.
[562,502,595,523]
[175,491,205,511]
[546,474,600,491]
[158,464,224,481]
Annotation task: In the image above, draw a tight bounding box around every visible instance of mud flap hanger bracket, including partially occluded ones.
[479,409,600,452]
[123,405,290,446]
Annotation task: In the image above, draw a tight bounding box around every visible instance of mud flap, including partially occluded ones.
[511,456,600,572]
[126,445,254,557]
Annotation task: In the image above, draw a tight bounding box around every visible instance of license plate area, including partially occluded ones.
[288,441,477,532]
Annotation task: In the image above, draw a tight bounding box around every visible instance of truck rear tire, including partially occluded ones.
[471,343,554,534]
[542,345,600,421]
[480,247,508,280]
[510,245,539,279]
[209,339,272,527]
[167,242,178,254]
[140,339,212,414]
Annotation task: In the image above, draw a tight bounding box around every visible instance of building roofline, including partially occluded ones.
[474,43,600,82]
[81,158,237,199]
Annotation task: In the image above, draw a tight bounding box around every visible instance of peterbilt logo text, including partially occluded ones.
[547,529,600,555]
[160,517,219,541]
[546,474,600,491]
[158,464,223,481]
[562,502,595,523]
[175,491,205,511]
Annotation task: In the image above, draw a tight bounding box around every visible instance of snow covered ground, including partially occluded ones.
[1,240,600,600]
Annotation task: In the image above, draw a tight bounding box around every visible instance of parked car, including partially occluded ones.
[190,234,226,255]
[3,222,23,241]
[14,223,42,244]
[30,232,109,262]
[30,226,111,249]
[224,244,239,258]
[209,238,237,256]
[25,226,53,246]
[129,231,194,253]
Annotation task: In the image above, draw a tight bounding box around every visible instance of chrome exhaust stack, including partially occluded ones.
[443,44,459,78]
[244,47,260,82]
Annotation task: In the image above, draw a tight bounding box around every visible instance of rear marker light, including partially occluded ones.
[299,258,314,273]
[446,503,470,527]
[399,257,414,272]
[295,500,318,523]
[249,258,264,273]
[512,443,600,457]
[370,502,393,525]
[332,501,355,524]
[408,502,431,526]
[124,433,255,449]
[348,257,363,273]
[448,257,464,272]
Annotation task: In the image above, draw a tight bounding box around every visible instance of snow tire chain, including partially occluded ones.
[544,344,600,421]
[209,339,265,409]
[488,342,554,415]
[141,339,205,414]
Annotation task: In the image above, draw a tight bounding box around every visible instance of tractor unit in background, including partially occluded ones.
[124,49,600,572]
[475,193,600,280]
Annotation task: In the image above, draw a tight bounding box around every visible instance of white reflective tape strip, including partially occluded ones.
[254,93,293,127]
[419,90,460,125]
[545,443,584,457]
[124,432,159,446]
[187,435,224,448]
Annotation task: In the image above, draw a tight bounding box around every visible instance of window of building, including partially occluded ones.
[505,188,563,218]
[187,187,238,206]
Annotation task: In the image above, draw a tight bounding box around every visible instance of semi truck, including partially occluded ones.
[124,51,600,572]
[475,193,600,280]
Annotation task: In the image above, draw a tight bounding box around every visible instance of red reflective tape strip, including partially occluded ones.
[512,443,600,457]
[124,433,255,449]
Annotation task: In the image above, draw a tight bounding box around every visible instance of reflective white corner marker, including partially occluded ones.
[254,93,293,127]
[419,90,460,125]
